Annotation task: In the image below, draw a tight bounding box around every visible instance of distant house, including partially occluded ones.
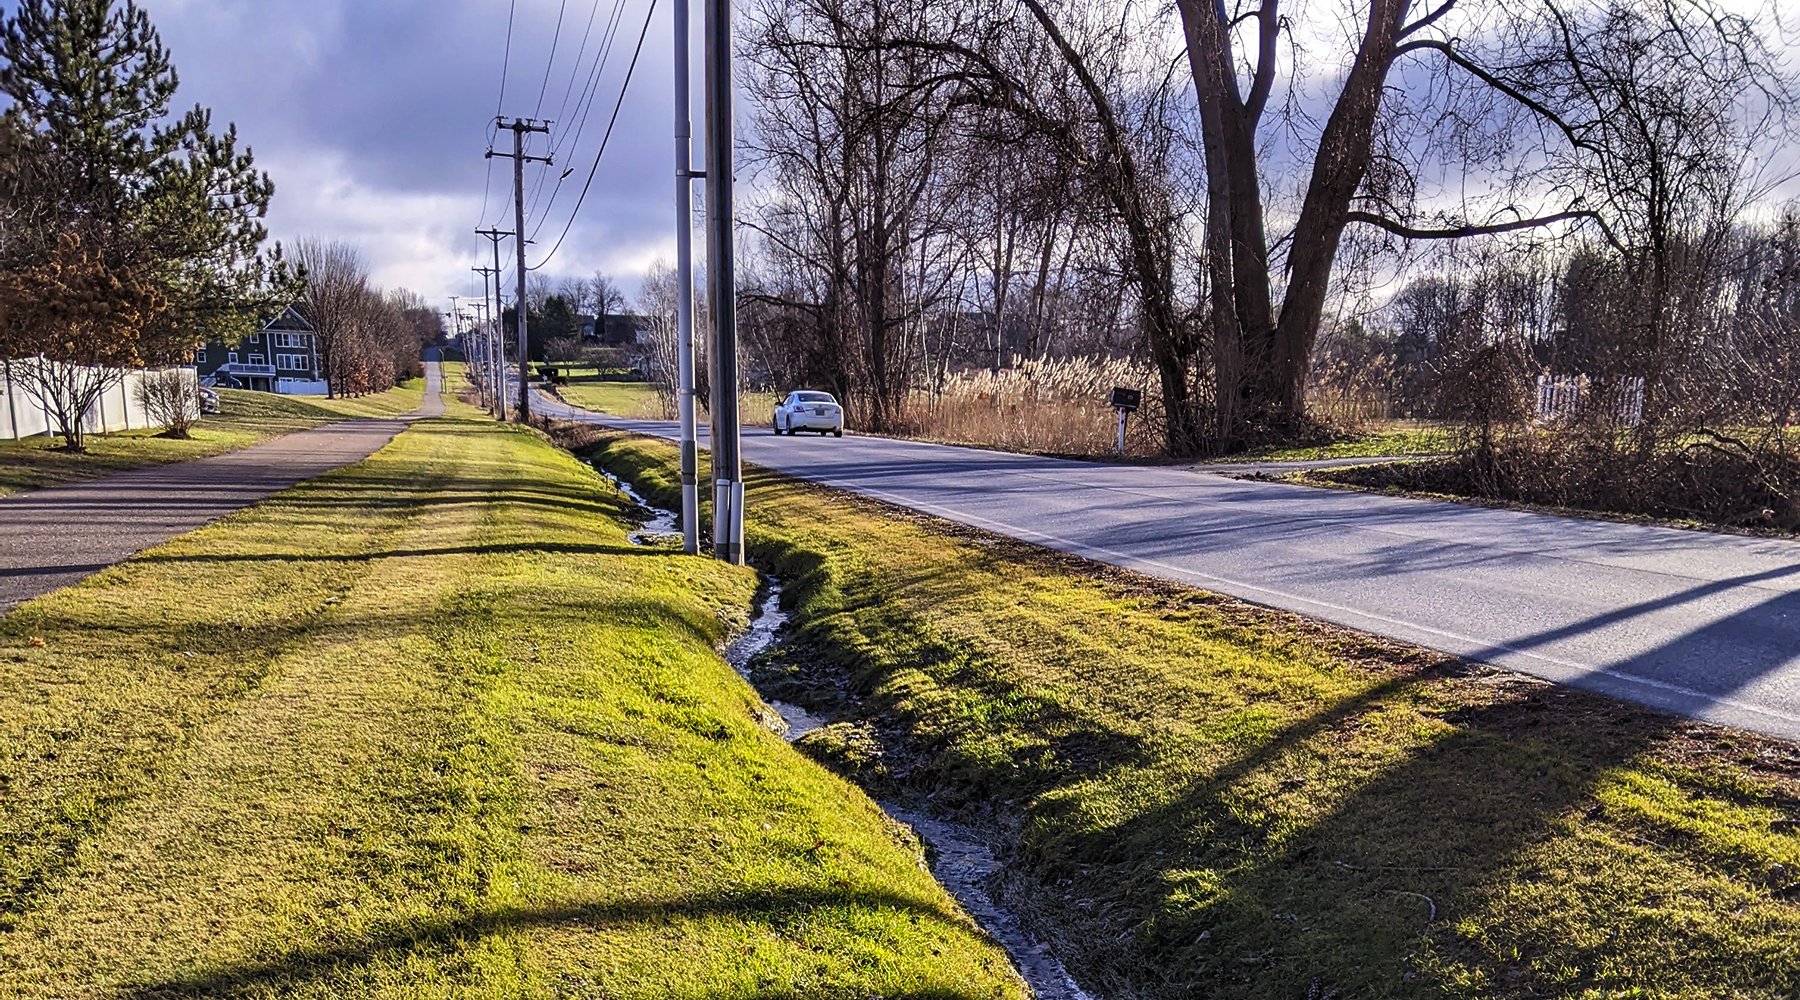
[581,313,653,346]
[195,306,326,394]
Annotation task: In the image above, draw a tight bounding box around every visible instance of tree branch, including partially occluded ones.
[1397,0,1455,40]
[1345,207,1620,248]
[1392,38,1598,153]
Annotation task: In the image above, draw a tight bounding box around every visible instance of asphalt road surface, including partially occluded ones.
[0,362,444,610]
[535,389,1800,743]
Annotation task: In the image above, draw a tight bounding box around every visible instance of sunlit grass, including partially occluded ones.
[0,380,426,495]
[594,430,1800,1000]
[0,404,1022,997]
[555,380,665,419]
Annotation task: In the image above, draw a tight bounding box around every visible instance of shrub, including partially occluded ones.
[135,368,198,439]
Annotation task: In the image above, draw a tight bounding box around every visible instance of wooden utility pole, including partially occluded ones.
[487,119,551,423]
[473,265,500,414]
[476,226,520,421]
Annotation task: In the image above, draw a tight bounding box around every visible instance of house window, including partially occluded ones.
[249,354,265,366]
[193,348,205,363]
[227,351,238,364]
[273,332,307,348]
[249,333,260,344]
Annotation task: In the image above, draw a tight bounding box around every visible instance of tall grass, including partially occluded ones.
[911,356,1162,456]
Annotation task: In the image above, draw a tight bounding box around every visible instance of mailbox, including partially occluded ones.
[1109,387,1142,412]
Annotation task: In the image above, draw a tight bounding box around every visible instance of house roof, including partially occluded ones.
[262,304,313,333]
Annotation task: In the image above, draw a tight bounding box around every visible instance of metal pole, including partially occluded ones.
[704,0,742,564]
[675,0,700,556]
[511,126,532,424]
[1116,408,1127,456]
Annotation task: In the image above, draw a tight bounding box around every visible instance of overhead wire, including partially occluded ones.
[525,0,628,226]
[480,0,519,232]
[529,0,633,237]
[532,0,572,117]
[532,0,659,270]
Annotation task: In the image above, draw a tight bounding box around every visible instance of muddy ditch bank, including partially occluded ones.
[596,458,1099,1000]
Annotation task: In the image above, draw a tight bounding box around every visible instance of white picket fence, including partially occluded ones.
[0,363,197,441]
[1535,374,1645,428]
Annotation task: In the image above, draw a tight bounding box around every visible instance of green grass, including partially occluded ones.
[0,401,1022,998]
[0,380,426,496]
[590,431,1800,1000]
[1201,422,1456,464]
[556,381,665,419]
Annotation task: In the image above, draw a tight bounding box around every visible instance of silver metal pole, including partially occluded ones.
[675,0,700,556]
[704,0,742,564]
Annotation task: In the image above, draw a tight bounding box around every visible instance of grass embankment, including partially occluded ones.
[1202,422,1455,464]
[555,380,665,419]
[0,404,1022,997]
[553,381,780,429]
[0,380,425,496]
[593,431,1800,1000]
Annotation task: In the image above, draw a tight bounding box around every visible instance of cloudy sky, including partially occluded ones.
[140,0,682,310]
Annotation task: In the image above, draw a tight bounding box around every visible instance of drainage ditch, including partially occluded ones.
[599,461,1098,1000]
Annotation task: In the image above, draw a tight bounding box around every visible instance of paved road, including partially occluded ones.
[0,362,444,610]
[535,390,1800,742]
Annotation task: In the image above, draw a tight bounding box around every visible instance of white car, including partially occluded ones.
[774,390,844,437]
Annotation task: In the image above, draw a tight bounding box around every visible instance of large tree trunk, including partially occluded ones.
[1273,0,1411,428]
[1179,0,1410,440]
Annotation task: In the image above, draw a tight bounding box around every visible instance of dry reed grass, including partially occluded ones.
[911,356,1162,456]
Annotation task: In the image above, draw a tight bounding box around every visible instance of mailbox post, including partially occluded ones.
[1109,387,1141,456]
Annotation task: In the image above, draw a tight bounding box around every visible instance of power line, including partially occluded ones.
[533,0,572,117]
[496,0,518,116]
[547,0,609,135]
[527,0,628,226]
[533,0,657,265]
[477,119,501,227]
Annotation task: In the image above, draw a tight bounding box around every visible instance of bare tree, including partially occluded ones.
[293,238,368,399]
[590,271,625,344]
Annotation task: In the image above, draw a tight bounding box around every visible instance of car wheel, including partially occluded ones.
[834,428,843,438]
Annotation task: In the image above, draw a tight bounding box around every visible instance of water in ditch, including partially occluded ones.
[723,583,1096,1000]
[599,470,680,545]
[602,462,1096,1000]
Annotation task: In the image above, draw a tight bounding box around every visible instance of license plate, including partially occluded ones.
[813,407,826,415]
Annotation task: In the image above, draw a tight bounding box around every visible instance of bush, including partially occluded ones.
[134,369,198,439]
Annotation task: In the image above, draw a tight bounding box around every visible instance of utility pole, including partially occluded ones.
[674,0,702,556]
[476,227,520,421]
[487,118,551,423]
[473,265,500,414]
[704,0,742,564]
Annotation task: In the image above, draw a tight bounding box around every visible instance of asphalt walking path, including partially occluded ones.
[533,386,1800,743]
[0,362,445,611]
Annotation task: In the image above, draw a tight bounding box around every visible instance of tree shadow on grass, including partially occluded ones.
[1027,654,1800,999]
[120,885,983,999]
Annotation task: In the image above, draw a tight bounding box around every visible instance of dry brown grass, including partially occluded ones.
[911,357,1162,456]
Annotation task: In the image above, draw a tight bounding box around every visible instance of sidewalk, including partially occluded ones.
[0,363,443,610]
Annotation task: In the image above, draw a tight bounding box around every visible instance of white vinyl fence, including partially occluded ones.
[0,362,198,441]
[1535,374,1645,428]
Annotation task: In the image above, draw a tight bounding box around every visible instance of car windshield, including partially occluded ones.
[795,392,835,403]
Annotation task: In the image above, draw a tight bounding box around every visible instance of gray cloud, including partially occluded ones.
[140,0,686,307]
